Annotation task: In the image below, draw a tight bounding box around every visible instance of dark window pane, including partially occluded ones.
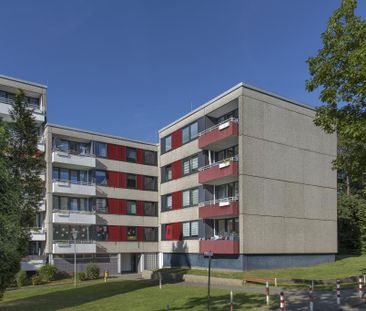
[182,126,190,144]
[127,174,137,188]
[96,170,107,185]
[165,166,172,181]
[60,168,69,181]
[127,227,137,240]
[95,142,107,157]
[96,225,108,241]
[165,135,172,151]
[144,150,156,166]
[126,147,137,162]
[144,227,157,241]
[144,202,157,216]
[144,176,156,191]
[95,198,107,213]
[127,201,136,215]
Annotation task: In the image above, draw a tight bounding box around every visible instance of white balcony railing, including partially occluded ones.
[52,149,96,168]
[29,227,46,241]
[198,117,239,136]
[52,240,96,254]
[52,179,96,196]
[198,156,238,172]
[53,209,96,224]
[0,96,41,111]
[199,196,239,207]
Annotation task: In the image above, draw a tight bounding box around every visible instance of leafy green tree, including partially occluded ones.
[306,0,366,183]
[7,90,45,227]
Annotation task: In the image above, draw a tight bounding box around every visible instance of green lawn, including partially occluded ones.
[158,255,366,281]
[0,279,268,311]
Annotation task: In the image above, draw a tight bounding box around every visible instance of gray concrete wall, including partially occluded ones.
[239,88,337,254]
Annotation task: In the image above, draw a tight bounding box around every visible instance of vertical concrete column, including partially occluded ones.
[158,252,164,269]
[48,253,54,265]
[139,253,145,273]
[117,253,122,274]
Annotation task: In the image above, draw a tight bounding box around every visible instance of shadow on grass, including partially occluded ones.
[156,292,265,311]
[0,279,156,311]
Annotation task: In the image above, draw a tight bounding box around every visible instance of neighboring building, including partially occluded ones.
[159,83,337,270]
[0,75,337,272]
[0,75,47,271]
[44,124,159,273]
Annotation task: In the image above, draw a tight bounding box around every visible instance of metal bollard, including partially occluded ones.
[336,279,341,305]
[265,281,270,306]
[309,285,314,311]
[230,291,234,311]
[279,291,285,311]
[359,275,363,298]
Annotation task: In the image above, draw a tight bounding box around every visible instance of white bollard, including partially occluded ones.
[279,291,285,311]
[309,285,314,311]
[230,291,234,311]
[336,279,341,305]
[265,281,270,305]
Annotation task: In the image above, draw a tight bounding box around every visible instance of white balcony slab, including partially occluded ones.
[0,102,45,123]
[52,180,96,196]
[53,242,96,254]
[52,151,96,168]
[30,229,46,241]
[53,211,96,224]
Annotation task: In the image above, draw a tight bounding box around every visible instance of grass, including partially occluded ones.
[158,254,366,283]
[0,278,269,311]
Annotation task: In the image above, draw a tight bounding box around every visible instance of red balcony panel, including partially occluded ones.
[199,121,238,150]
[172,129,182,149]
[199,161,238,184]
[199,240,239,254]
[172,160,182,179]
[199,201,239,219]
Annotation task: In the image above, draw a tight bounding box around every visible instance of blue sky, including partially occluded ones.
[1,0,365,143]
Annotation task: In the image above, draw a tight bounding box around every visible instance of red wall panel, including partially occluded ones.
[172,129,182,149]
[137,149,144,164]
[137,175,144,190]
[136,201,144,216]
[107,144,126,161]
[137,227,144,241]
[120,172,126,188]
[108,225,121,241]
[107,171,119,187]
[172,191,182,210]
[108,198,122,214]
[166,224,173,240]
[120,226,127,241]
[172,222,182,240]
[171,160,182,179]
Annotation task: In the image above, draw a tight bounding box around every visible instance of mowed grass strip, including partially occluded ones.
[158,255,366,281]
[0,279,267,311]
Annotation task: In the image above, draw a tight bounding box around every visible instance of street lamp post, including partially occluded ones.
[204,251,214,311]
[71,229,78,288]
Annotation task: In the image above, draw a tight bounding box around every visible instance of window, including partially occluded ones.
[95,170,107,185]
[217,109,238,124]
[192,188,199,206]
[59,168,69,181]
[96,225,108,241]
[166,195,172,210]
[144,176,157,191]
[165,135,172,152]
[70,198,78,211]
[182,154,199,176]
[127,201,136,215]
[182,122,198,144]
[165,165,172,181]
[215,145,238,162]
[95,142,107,157]
[127,174,137,188]
[126,147,137,162]
[60,197,68,210]
[182,222,190,238]
[144,150,157,166]
[95,198,107,213]
[55,138,69,152]
[182,190,190,207]
[191,221,199,236]
[144,202,157,216]
[70,170,78,183]
[53,225,90,241]
[127,227,137,240]
[144,227,158,241]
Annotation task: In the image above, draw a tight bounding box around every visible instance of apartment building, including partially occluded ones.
[44,124,159,273]
[0,75,47,271]
[0,75,337,272]
[159,83,337,270]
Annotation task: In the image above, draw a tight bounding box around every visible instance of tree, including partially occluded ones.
[306,0,366,183]
[6,90,45,227]
[0,122,25,299]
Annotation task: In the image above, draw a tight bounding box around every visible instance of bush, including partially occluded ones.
[15,270,27,287]
[77,271,87,281]
[38,264,57,282]
[85,264,100,280]
[31,274,43,286]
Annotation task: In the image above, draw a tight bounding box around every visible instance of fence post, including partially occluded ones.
[336,279,341,305]
[279,291,285,311]
[309,285,314,311]
[230,291,234,311]
[358,275,363,298]
[159,272,162,289]
[265,282,270,306]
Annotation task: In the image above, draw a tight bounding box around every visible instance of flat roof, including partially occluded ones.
[159,82,315,133]
[46,123,158,147]
[0,74,47,89]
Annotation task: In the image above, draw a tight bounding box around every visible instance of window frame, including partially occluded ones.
[127,226,137,241]
[95,170,107,186]
[126,174,137,189]
[127,200,137,215]
[94,141,107,158]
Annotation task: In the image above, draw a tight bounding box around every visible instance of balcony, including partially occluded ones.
[52,241,96,254]
[37,136,45,152]
[30,227,46,241]
[199,118,239,151]
[200,239,239,255]
[38,200,46,211]
[199,197,239,219]
[53,210,96,225]
[0,96,45,123]
[198,157,239,185]
[52,180,96,197]
[52,149,96,169]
